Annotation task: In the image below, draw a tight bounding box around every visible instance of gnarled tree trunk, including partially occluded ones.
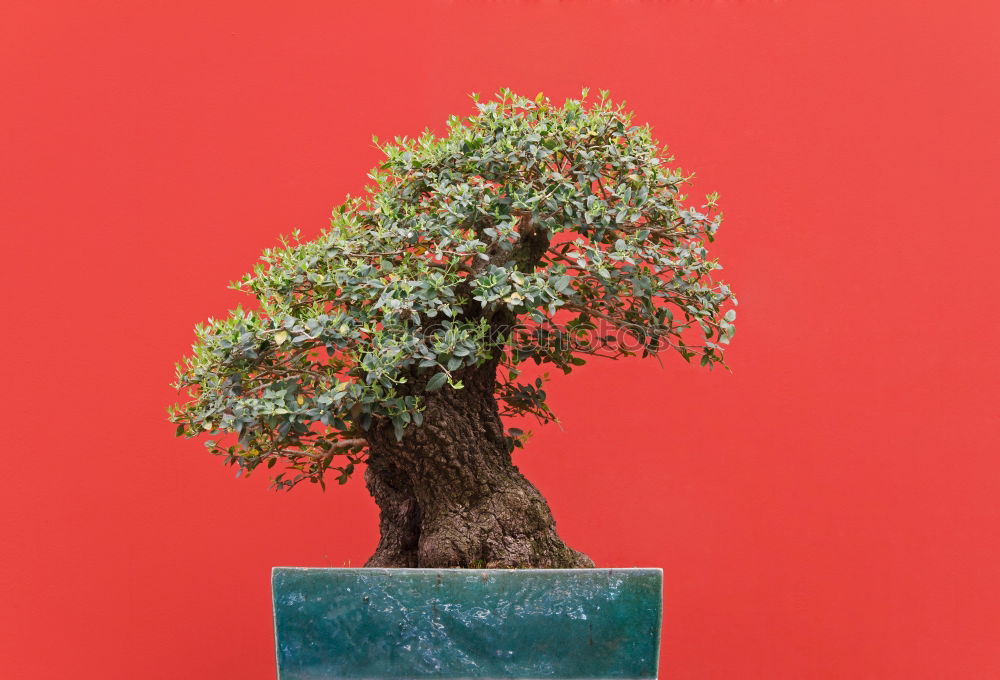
[363,358,593,569]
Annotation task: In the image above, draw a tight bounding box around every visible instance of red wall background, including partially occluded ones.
[3,2,998,678]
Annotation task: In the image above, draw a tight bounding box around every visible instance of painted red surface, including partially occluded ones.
[3,2,998,678]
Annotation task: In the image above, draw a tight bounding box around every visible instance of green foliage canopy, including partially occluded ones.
[169,89,736,490]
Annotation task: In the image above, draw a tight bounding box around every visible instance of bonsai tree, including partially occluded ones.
[169,89,735,569]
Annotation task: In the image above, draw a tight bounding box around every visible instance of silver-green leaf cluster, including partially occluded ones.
[169,89,736,490]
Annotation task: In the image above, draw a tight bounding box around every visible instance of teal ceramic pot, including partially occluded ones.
[272,567,662,680]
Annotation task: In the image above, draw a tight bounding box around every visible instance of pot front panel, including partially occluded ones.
[272,567,662,679]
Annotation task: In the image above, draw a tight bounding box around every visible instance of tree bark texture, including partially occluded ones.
[363,359,593,569]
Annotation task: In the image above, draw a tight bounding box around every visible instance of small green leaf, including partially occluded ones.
[426,372,448,391]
